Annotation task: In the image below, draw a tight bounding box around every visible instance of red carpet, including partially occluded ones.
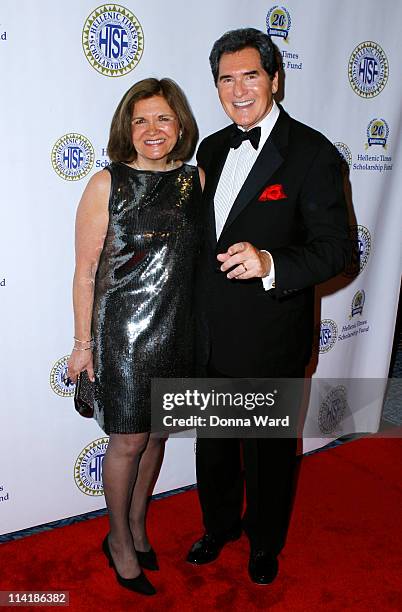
[1,437,402,611]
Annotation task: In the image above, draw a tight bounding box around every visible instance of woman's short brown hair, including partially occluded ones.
[107,78,199,163]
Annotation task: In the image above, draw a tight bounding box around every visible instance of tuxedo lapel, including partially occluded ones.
[219,107,290,238]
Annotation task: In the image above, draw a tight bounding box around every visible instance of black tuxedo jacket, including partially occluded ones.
[196,106,350,377]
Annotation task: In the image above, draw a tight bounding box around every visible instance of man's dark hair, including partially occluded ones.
[209,28,278,84]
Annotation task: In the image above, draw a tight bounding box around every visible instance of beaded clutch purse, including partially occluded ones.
[74,371,94,418]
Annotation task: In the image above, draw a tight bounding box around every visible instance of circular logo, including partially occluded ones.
[51,133,94,181]
[350,289,365,318]
[348,41,388,98]
[334,142,352,167]
[366,118,389,148]
[344,225,371,277]
[82,4,144,77]
[266,5,292,40]
[319,319,338,354]
[74,437,109,496]
[50,356,75,397]
[318,386,348,434]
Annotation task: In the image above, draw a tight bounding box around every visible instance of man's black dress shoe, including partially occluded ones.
[187,528,242,564]
[248,550,279,585]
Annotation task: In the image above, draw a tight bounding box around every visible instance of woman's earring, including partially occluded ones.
[179,129,183,139]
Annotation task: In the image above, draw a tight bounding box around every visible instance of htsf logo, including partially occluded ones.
[344,225,371,277]
[366,118,389,148]
[348,41,388,98]
[51,133,94,181]
[266,5,291,41]
[319,319,338,354]
[318,386,348,435]
[82,4,144,77]
[74,438,109,496]
[334,142,352,168]
[50,356,75,397]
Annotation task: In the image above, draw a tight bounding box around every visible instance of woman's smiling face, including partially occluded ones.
[131,95,180,168]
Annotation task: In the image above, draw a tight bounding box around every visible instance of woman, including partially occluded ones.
[68,78,204,596]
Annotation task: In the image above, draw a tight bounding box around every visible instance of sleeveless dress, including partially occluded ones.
[91,162,202,434]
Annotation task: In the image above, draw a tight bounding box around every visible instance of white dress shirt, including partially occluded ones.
[214,101,280,290]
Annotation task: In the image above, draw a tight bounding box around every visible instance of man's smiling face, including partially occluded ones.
[217,47,278,130]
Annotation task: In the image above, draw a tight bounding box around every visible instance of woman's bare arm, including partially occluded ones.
[68,170,110,382]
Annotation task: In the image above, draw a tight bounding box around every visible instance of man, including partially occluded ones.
[186,28,350,584]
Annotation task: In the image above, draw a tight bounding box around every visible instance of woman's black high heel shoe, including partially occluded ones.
[135,547,159,571]
[102,535,156,596]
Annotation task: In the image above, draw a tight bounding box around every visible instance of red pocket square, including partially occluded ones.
[259,184,287,201]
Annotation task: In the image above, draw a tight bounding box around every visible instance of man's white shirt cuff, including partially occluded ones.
[261,251,275,290]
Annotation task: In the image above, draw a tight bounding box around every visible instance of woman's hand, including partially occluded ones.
[67,349,95,383]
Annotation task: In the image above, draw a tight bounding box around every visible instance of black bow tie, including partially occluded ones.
[230,126,261,150]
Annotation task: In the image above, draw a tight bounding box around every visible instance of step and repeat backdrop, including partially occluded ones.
[0,1,400,534]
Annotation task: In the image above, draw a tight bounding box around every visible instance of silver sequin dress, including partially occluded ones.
[91,162,202,434]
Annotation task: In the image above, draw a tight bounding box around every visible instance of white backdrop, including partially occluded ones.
[0,1,400,534]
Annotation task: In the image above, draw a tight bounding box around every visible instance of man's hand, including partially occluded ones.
[217,242,271,279]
